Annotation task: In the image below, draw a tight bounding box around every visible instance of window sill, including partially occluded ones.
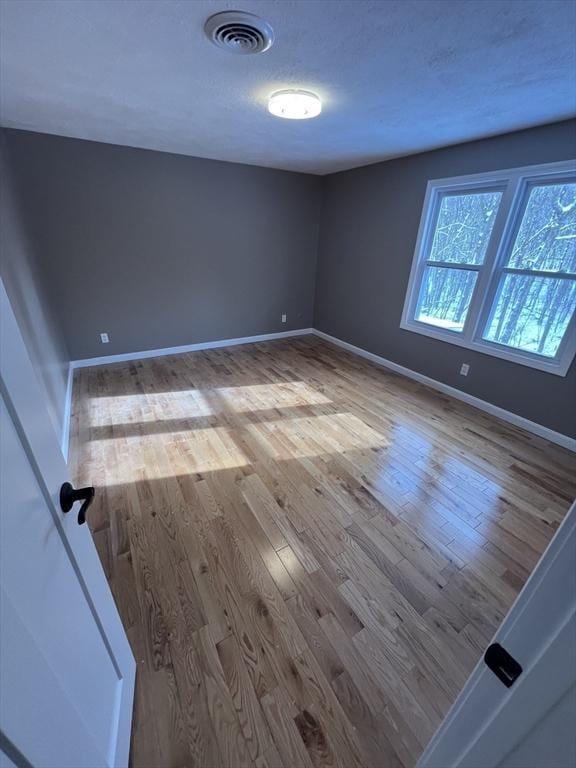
[399,319,574,377]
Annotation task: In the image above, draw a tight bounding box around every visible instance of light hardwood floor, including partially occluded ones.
[70,337,576,768]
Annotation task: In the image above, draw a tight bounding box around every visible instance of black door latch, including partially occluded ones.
[484,643,523,688]
[60,482,95,525]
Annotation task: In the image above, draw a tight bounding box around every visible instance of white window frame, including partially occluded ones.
[400,159,576,376]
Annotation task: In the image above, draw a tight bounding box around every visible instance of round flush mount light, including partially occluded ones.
[268,90,322,120]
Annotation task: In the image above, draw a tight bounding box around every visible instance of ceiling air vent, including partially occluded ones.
[204,11,274,55]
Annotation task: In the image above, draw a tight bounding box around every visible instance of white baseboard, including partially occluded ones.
[61,328,313,460]
[60,325,575,455]
[70,328,314,369]
[312,329,576,452]
[61,362,73,463]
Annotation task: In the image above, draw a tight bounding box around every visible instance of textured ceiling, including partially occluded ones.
[0,0,575,174]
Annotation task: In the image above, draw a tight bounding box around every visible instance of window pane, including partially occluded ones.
[429,191,502,265]
[483,274,576,357]
[416,266,478,332]
[508,183,576,273]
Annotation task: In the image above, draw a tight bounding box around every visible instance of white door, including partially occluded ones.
[0,280,135,767]
[418,500,576,768]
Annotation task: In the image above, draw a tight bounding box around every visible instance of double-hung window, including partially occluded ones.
[401,160,576,375]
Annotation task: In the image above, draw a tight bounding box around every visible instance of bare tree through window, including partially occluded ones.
[403,165,576,374]
[484,183,576,357]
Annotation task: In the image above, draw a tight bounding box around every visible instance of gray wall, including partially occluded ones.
[3,130,322,360]
[315,119,576,438]
[0,130,69,440]
[3,122,575,439]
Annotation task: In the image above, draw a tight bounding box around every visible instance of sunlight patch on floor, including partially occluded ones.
[215,381,331,412]
[92,424,250,481]
[246,412,387,459]
[88,389,213,426]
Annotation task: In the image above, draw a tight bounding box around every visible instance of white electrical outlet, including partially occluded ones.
[100,332,110,344]
[281,314,287,323]
[460,363,470,376]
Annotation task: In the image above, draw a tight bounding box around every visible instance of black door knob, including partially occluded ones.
[59,482,95,525]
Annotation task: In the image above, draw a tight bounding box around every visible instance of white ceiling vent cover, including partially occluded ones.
[204,11,274,55]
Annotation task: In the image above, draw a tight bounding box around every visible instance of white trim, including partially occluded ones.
[419,158,576,188]
[70,328,314,369]
[64,325,575,452]
[399,318,576,376]
[312,329,576,452]
[400,159,576,377]
[60,363,73,464]
[62,330,313,460]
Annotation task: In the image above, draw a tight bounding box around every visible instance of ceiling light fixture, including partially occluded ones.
[268,90,322,120]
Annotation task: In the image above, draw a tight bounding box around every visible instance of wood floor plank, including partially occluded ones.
[261,685,315,768]
[69,336,575,768]
[331,671,405,768]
